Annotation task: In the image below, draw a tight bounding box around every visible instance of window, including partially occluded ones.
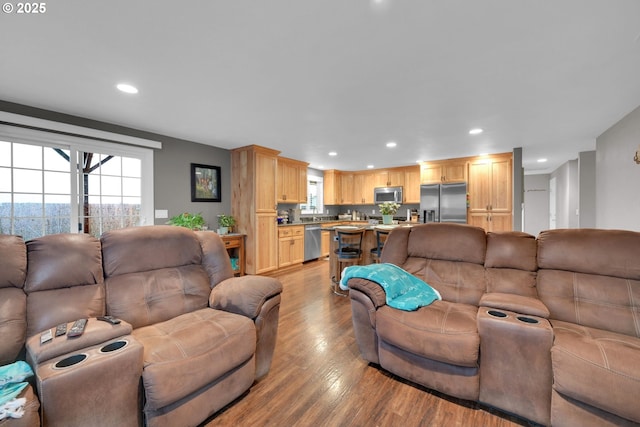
[0,124,154,240]
[300,173,323,214]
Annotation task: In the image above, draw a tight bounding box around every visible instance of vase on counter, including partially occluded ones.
[382,215,393,225]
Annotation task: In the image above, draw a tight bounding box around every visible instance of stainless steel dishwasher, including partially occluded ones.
[304,224,322,261]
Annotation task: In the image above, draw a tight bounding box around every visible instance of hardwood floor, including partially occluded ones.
[204,259,534,427]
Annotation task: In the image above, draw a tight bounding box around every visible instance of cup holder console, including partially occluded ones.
[517,316,539,324]
[99,340,128,353]
[487,310,507,318]
[54,353,87,369]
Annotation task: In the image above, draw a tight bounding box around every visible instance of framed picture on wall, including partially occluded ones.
[191,163,221,202]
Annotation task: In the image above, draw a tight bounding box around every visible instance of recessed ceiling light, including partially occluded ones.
[469,128,483,135]
[367,164,374,169]
[386,141,397,148]
[328,151,337,156]
[116,83,138,94]
[537,158,548,163]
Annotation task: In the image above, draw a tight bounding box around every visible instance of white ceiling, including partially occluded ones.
[1,0,640,174]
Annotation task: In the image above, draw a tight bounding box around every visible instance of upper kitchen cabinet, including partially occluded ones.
[277,157,309,203]
[374,168,405,188]
[339,173,354,205]
[323,170,341,205]
[354,172,376,204]
[403,166,420,204]
[231,145,280,274]
[420,160,467,184]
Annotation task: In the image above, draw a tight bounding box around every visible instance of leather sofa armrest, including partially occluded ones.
[479,292,550,318]
[209,275,283,319]
[345,278,388,308]
[26,318,132,366]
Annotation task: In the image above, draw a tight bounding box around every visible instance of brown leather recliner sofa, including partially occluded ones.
[347,223,640,427]
[1,225,282,427]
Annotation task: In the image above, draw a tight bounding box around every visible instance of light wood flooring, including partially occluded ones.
[204,259,534,427]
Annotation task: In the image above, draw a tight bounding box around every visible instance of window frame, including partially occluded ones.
[0,123,155,236]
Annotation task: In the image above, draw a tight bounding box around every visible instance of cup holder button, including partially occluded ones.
[54,354,87,369]
[487,310,507,318]
[100,340,128,353]
[517,316,539,324]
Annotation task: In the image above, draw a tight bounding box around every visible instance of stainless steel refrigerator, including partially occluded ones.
[420,182,467,223]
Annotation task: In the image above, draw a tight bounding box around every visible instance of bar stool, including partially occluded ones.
[331,227,365,296]
[370,227,390,263]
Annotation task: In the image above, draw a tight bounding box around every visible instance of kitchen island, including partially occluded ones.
[323,223,415,284]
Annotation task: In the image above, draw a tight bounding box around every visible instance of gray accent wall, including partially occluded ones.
[596,104,640,231]
[550,159,579,229]
[578,151,596,228]
[0,101,232,230]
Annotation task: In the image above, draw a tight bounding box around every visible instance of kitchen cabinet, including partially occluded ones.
[339,173,354,205]
[353,172,376,204]
[374,169,405,188]
[403,166,420,203]
[278,226,304,268]
[220,234,245,276]
[277,157,308,203]
[321,222,341,257]
[231,145,279,274]
[468,212,513,232]
[323,170,341,205]
[467,153,513,232]
[420,160,467,184]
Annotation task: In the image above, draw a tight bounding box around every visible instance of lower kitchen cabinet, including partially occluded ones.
[278,226,304,268]
[468,212,513,232]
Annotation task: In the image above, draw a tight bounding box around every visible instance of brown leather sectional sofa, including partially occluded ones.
[0,225,283,427]
[346,223,640,427]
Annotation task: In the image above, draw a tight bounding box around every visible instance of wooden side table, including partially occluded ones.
[220,234,245,276]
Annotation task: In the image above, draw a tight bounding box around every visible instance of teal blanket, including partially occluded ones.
[339,263,441,311]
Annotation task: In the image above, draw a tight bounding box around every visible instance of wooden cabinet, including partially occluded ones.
[278,226,304,268]
[403,166,420,203]
[467,153,513,232]
[220,234,245,276]
[323,170,341,205]
[420,160,467,184]
[353,172,376,204]
[468,212,513,232]
[321,221,342,257]
[339,173,354,205]
[231,145,280,274]
[277,157,308,203]
[374,169,405,188]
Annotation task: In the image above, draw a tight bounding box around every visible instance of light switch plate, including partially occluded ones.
[155,209,168,219]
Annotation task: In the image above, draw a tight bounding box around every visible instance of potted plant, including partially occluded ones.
[217,214,236,235]
[378,202,400,225]
[166,212,205,230]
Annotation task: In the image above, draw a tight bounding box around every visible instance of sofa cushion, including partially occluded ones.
[538,269,640,337]
[132,308,256,411]
[376,301,479,367]
[0,287,26,365]
[402,258,486,306]
[551,320,640,423]
[0,234,26,289]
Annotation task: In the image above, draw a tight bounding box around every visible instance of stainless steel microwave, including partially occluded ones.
[374,186,403,204]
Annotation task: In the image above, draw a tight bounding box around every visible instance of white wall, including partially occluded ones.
[523,174,550,237]
[550,159,579,229]
[596,105,640,231]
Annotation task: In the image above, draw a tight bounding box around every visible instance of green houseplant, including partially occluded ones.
[166,212,205,230]
[378,202,400,225]
[217,214,236,235]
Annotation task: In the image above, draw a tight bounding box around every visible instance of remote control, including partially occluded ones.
[97,315,121,325]
[40,329,53,344]
[67,318,88,338]
[55,323,67,337]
